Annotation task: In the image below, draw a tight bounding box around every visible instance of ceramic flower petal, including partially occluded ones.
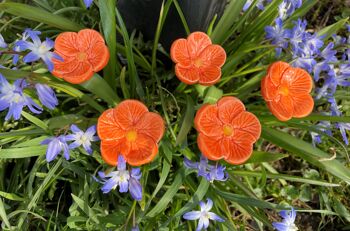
[97,100,165,166]
[194,97,261,165]
[170,31,226,86]
[262,61,314,121]
[52,29,110,84]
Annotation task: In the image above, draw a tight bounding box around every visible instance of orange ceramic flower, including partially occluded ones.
[52,29,110,84]
[97,100,165,166]
[194,97,261,165]
[170,31,226,86]
[261,61,314,121]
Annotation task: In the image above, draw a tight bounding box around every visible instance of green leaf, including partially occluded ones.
[232,170,340,187]
[0,191,26,201]
[71,194,99,224]
[0,146,46,159]
[211,0,246,44]
[0,68,30,79]
[318,17,349,40]
[215,189,284,210]
[245,151,288,163]
[81,74,120,106]
[47,114,85,130]
[204,86,223,104]
[115,7,145,98]
[21,111,49,132]
[146,168,187,218]
[261,127,350,184]
[99,0,118,89]
[176,96,194,146]
[0,2,83,31]
[0,128,44,138]
[163,178,210,226]
[49,81,105,112]
[17,158,62,228]
[140,141,173,219]
[0,198,10,229]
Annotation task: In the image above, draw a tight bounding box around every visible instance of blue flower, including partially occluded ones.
[304,33,324,56]
[15,29,62,71]
[41,135,70,162]
[265,18,291,57]
[35,83,58,110]
[0,33,7,48]
[206,164,228,182]
[183,198,224,231]
[243,0,270,11]
[65,124,99,154]
[289,19,307,53]
[12,29,41,65]
[329,98,350,145]
[278,0,302,20]
[310,121,332,146]
[83,0,93,8]
[184,155,228,183]
[97,155,142,201]
[313,43,337,81]
[272,208,298,231]
[131,226,140,231]
[0,75,42,121]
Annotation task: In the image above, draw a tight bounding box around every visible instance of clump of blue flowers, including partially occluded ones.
[0,75,42,121]
[41,124,99,162]
[264,3,350,145]
[184,155,228,183]
[0,29,61,121]
[95,155,143,201]
[183,198,225,231]
[272,208,298,231]
[0,74,58,121]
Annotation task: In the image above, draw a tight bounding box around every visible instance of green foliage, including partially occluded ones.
[0,0,349,230]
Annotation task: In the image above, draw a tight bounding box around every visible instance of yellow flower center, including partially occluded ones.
[193,58,203,67]
[278,85,289,96]
[126,130,137,142]
[76,52,87,61]
[223,125,233,136]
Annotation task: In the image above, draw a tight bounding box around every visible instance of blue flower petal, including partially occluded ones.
[129,177,142,201]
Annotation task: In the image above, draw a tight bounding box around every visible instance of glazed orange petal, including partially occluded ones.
[52,56,80,74]
[100,139,124,166]
[114,100,148,130]
[292,94,314,118]
[268,96,293,121]
[175,65,200,85]
[232,111,261,141]
[88,41,110,72]
[97,109,126,140]
[194,104,223,136]
[77,29,105,51]
[217,96,245,124]
[282,68,313,94]
[54,32,79,57]
[224,131,254,165]
[170,38,191,66]
[267,61,290,86]
[199,45,226,67]
[136,112,165,142]
[124,133,158,166]
[197,133,224,161]
[261,77,278,101]
[198,66,221,86]
[187,31,212,57]
[54,61,94,84]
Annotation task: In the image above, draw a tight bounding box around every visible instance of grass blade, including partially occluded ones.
[0,2,82,31]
